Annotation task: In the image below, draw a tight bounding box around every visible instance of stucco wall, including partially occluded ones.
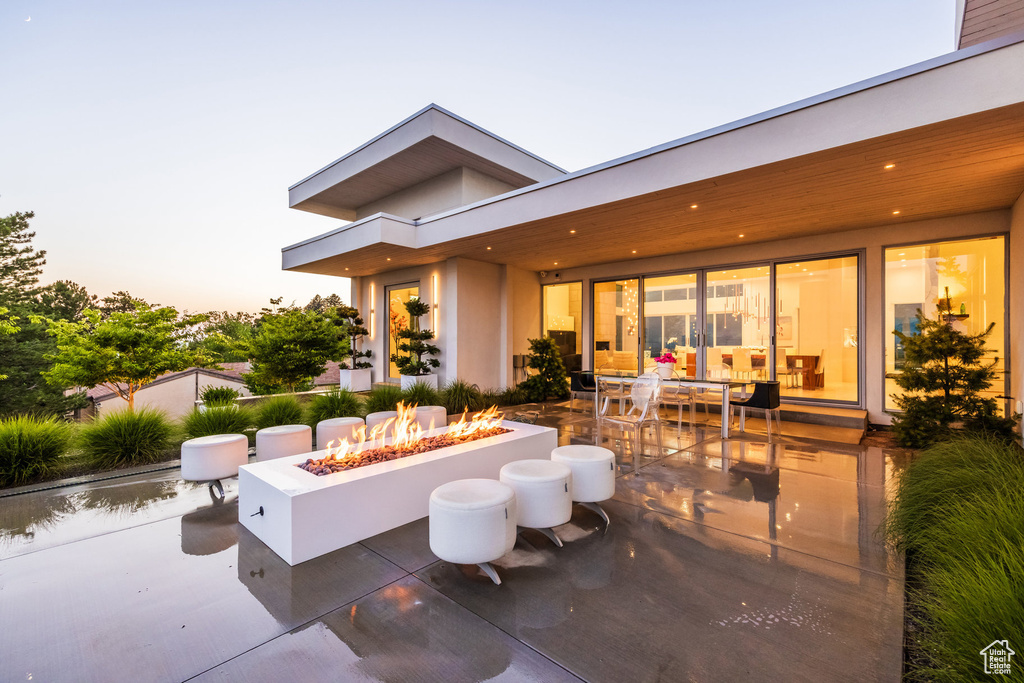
[539,210,1011,424]
[1010,192,1024,441]
[97,373,249,420]
[354,167,517,222]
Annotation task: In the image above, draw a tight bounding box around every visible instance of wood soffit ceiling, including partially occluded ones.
[291,104,1024,278]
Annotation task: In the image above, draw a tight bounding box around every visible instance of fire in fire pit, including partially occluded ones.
[297,402,511,476]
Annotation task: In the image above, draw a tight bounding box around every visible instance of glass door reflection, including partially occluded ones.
[642,273,698,377]
[594,279,640,376]
[703,266,771,381]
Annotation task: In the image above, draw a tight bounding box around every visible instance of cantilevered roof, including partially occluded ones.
[283,32,1024,277]
[288,104,567,221]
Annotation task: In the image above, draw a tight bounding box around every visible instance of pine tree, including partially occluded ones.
[331,305,372,369]
[891,294,1018,447]
[521,337,570,402]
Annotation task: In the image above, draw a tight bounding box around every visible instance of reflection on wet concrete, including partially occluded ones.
[0,403,904,681]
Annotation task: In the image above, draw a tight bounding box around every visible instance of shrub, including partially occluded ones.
[441,379,483,415]
[307,389,362,426]
[0,415,74,486]
[521,337,569,402]
[181,404,255,440]
[254,395,305,429]
[479,387,504,408]
[500,385,528,406]
[364,384,404,414]
[402,381,441,408]
[887,435,1024,680]
[79,408,174,469]
[199,386,240,406]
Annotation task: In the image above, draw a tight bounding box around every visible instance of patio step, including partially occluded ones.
[779,404,868,431]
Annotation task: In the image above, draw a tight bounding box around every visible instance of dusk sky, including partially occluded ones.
[2,1,954,314]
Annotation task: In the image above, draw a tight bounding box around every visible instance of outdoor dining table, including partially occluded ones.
[595,374,748,439]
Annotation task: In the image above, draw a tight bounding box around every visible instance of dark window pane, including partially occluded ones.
[716,313,743,346]
[664,288,686,301]
[644,290,663,303]
[645,317,662,355]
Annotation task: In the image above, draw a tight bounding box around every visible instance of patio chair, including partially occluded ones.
[597,376,631,416]
[598,372,663,466]
[569,371,598,415]
[731,381,783,441]
[658,371,696,433]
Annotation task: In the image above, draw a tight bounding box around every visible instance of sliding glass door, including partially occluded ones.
[703,265,771,381]
[642,273,698,377]
[594,279,640,375]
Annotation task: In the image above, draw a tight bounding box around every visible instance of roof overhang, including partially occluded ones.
[284,32,1024,277]
[288,104,566,221]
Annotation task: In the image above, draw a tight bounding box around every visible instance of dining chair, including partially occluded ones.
[597,376,631,416]
[706,347,727,379]
[598,372,663,467]
[732,347,754,380]
[812,350,826,389]
[731,381,783,441]
[569,371,598,415]
[775,348,796,387]
[658,371,696,433]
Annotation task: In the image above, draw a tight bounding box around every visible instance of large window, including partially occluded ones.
[885,236,1005,411]
[387,284,419,380]
[704,266,770,381]
[776,255,859,403]
[543,282,583,374]
[594,279,639,375]
[643,273,697,377]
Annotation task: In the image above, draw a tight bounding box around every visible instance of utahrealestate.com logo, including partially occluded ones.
[980,640,1015,675]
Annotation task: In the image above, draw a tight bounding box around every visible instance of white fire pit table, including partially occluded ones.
[238,420,557,565]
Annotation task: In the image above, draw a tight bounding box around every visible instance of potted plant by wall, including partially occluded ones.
[654,351,676,379]
[391,297,440,390]
[332,305,373,392]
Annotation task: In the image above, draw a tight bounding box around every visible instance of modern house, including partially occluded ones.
[82,366,251,420]
[283,3,1024,426]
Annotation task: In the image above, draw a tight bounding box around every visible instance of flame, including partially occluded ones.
[322,401,504,464]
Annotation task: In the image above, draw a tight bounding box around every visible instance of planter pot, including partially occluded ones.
[401,374,438,391]
[655,363,674,379]
[338,368,372,392]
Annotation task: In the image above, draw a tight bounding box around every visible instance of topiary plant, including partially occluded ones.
[891,294,1020,448]
[331,305,372,370]
[520,337,570,402]
[391,298,440,376]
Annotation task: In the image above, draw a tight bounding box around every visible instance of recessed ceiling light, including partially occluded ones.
[345,267,349,271]
[554,262,558,265]
[486,246,492,250]
[690,204,698,209]
[892,210,901,215]
[802,268,807,271]
[884,163,896,170]
[570,229,576,234]
[899,252,905,256]
[632,250,637,254]
[387,257,391,261]
[739,234,745,238]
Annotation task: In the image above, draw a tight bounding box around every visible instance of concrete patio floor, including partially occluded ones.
[0,406,907,682]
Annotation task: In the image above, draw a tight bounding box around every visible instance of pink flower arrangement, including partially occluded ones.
[655,352,676,364]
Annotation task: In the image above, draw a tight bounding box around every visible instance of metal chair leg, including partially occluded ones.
[580,501,610,528]
[477,562,502,585]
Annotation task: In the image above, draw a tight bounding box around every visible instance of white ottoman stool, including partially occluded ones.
[181,433,249,499]
[499,459,573,547]
[415,405,447,432]
[316,417,365,449]
[429,479,517,585]
[365,411,398,433]
[255,424,312,462]
[551,445,616,527]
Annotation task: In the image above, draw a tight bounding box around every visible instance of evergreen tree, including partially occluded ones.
[391,298,439,376]
[891,297,1019,447]
[521,337,570,402]
[331,305,371,369]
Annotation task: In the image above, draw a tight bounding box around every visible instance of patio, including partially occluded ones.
[0,405,905,682]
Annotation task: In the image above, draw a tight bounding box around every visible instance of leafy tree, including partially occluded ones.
[44,304,210,410]
[190,310,256,363]
[0,307,17,380]
[331,304,371,369]
[891,298,1019,447]
[0,211,46,307]
[38,280,98,322]
[244,302,341,393]
[391,298,439,376]
[99,290,149,317]
[0,212,82,416]
[521,336,569,402]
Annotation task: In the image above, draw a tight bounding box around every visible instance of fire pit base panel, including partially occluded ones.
[238,421,557,565]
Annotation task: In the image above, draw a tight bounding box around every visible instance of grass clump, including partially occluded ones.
[307,389,362,426]
[479,387,504,408]
[886,435,1024,681]
[199,386,240,406]
[0,415,75,487]
[78,408,174,469]
[254,395,305,429]
[181,404,255,440]
[441,379,482,415]
[499,385,527,406]
[364,384,404,414]
[402,381,441,408]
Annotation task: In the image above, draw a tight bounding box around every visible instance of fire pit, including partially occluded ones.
[239,405,557,565]
[298,404,510,475]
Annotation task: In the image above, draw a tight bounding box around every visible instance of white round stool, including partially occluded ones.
[255,424,312,462]
[551,445,615,527]
[499,459,573,547]
[429,479,517,585]
[316,417,365,449]
[181,433,249,499]
[415,406,447,432]
[365,411,398,433]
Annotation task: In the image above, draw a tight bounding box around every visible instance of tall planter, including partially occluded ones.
[338,368,372,392]
[401,374,438,391]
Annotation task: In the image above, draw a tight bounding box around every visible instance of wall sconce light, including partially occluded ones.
[369,283,375,339]
[431,274,439,333]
